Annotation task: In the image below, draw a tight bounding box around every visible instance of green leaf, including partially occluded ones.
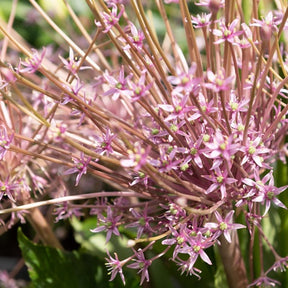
[275,159,288,286]
[17,228,133,288]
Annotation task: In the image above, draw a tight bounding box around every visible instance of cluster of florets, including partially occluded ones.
[0,0,287,287]
[80,2,288,286]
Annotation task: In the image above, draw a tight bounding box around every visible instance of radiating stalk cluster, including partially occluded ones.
[0,0,288,286]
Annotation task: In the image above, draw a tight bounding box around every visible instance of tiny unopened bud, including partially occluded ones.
[175,197,187,207]
[208,0,223,14]
[127,239,136,247]
[260,24,272,44]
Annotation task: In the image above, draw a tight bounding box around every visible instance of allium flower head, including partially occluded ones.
[183,232,213,268]
[251,11,280,41]
[91,206,122,243]
[59,47,90,76]
[124,21,145,50]
[191,13,212,29]
[105,251,126,285]
[240,136,271,168]
[203,167,238,199]
[0,125,13,160]
[243,171,287,216]
[205,68,234,92]
[95,3,124,33]
[93,128,117,156]
[0,177,18,202]
[120,143,151,171]
[0,270,18,288]
[168,64,199,94]
[18,48,45,74]
[53,202,84,222]
[127,249,152,285]
[64,152,91,186]
[213,19,243,44]
[205,211,245,243]
[196,0,224,13]
[1,1,288,287]
[129,71,152,102]
[126,205,154,238]
[103,66,132,100]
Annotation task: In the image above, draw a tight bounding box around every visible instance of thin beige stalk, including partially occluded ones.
[179,0,203,78]
[133,0,175,74]
[25,207,63,249]
[62,0,111,70]
[0,0,18,61]
[155,0,185,71]
[28,0,100,71]
[0,191,151,215]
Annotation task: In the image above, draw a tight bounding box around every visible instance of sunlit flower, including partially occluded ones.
[205,211,245,243]
[0,125,13,160]
[213,19,243,44]
[105,251,126,285]
[59,47,90,75]
[95,3,124,33]
[127,249,152,285]
[90,206,122,243]
[64,152,91,186]
[18,48,45,74]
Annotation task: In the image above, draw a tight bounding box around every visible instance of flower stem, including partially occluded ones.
[218,231,248,288]
[25,206,63,249]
